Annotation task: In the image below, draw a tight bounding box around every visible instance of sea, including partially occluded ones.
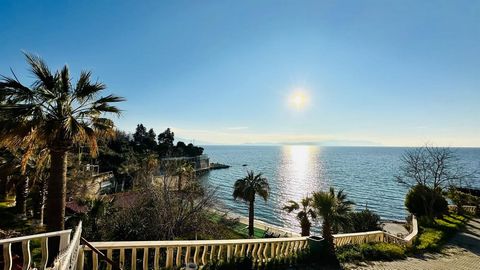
[199,145,480,233]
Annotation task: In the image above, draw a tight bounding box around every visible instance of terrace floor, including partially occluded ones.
[345,218,480,270]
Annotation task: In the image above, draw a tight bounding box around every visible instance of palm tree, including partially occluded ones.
[233,171,270,237]
[283,196,317,236]
[312,187,354,259]
[0,53,124,231]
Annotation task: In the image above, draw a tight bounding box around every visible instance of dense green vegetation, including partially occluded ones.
[202,251,334,270]
[347,209,381,233]
[405,185,448,219]
[336,243,406,263]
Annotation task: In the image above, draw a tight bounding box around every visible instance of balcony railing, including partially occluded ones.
[80,237,308,270]
[0,228,72,270]
[1,216,418,270]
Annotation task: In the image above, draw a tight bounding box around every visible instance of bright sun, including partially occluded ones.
[289,91,309,109]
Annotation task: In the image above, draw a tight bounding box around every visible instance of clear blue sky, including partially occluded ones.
[1,0,479,146]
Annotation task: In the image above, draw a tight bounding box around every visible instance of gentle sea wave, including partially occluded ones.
[199,146,480,233]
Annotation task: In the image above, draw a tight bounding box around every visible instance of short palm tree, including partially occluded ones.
[313,187,354,259]
[233,171,270,237]
[283,196,317,236]
[0,53,124,231]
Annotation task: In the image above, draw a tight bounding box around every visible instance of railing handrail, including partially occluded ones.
[333,230,384,238]
[0,229,72,244]
[403,215,418,243]
[83,236,308,249]
[81,237,122,270]
[53,222,82,270]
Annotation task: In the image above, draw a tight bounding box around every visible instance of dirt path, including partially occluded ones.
[344,218,480,270]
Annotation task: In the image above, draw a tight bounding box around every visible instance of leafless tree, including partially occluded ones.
[395,145,472,191]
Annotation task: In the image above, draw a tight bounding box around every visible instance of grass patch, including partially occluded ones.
[0,201,14,208]
[337,242,406,263]
[206,212,266,239]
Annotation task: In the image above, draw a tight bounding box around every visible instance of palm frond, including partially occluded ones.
[0,75,34,102]
[74,71,106,101]
[283,200,299,213]
[23,52,55,89]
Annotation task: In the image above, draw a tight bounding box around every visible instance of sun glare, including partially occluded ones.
[288,91,309,110]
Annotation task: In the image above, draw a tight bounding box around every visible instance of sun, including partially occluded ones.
[289,91,309,109]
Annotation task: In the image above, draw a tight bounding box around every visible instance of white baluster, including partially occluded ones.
[201,246,208,265]
[131,248,137,270]
[176,246,182,267]
[106,249,112,270]
[40,237,48,270]
[92,251,99,270]
[119,248,125,269]
[165,248,174,268]
[154,248,159,270]
[143,248,148,270]
[3,242,12,270]
[21,240,31,270]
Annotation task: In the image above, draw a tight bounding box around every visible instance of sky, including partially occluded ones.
[1,0,479,146]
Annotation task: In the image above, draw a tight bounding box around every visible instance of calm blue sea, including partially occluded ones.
[199,146,480,233]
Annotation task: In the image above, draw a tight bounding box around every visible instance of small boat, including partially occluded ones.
[242,164,247,166]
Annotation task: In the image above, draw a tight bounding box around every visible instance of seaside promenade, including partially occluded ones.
[345,218,480,270]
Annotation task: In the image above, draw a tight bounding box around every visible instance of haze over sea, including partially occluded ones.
[200,145,480,233]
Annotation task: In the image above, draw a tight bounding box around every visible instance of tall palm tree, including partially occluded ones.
[233,171,270,237]
[0,53,124,231]
[283,196,317,236]
[313,187,354,259]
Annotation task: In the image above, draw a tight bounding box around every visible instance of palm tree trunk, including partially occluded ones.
[0,178,6,201]
[301,219,311,236]
[248,200,255,237]
[45,150,67,231]
[15,176,28,216]
[322,219,336,260]
[45,150,68,266]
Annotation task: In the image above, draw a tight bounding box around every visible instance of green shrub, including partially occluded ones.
[336,244,363,263]
[336,243,405,263]
[348,209,381,232]
[415,228,444,251]
[405,185,448,218]
[360,243,406,261]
